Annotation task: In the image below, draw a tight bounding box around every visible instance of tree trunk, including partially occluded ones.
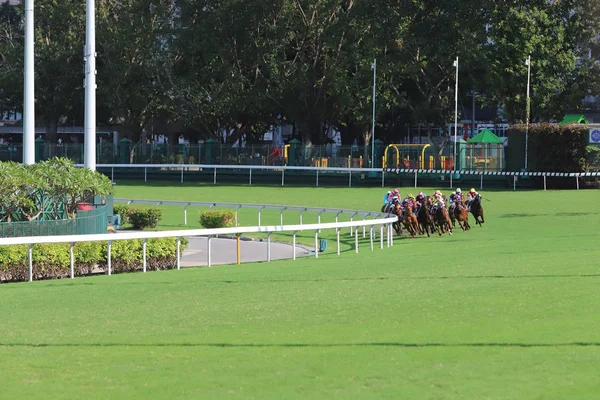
[46,120,58,156]
[362,126,372,166]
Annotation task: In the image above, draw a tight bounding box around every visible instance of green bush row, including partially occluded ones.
[0,237,188,283]
[200,209,236,229]
[113,205,163,230]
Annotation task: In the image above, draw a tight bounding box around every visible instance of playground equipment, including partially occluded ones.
[382,144,431,170]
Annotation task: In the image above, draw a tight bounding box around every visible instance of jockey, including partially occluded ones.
[415,191,426,210]
[402,193,416,210]
[449,188,462,212]
[431,190,445,213]
[467,188,480,210]
[388,188,400,204]
[383,191,391,205]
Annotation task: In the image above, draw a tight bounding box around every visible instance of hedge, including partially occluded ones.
[0,237,188,283]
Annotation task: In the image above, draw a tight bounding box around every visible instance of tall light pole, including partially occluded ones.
[524,55,531,171]
[84,0,97,171]
[453,57,459,172]
[23,0,35,165]
[371,59,376,167]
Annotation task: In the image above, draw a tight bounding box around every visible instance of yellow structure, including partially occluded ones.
[382,144,431,169]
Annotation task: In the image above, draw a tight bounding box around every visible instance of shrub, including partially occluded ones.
[129,208,163,230]
[113,204,133,225]
[200,209,236,229]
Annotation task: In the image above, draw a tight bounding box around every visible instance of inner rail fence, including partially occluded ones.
[79,164,600,190]
[0,203,398,283]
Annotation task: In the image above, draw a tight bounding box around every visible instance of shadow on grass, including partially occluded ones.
[2,342,600,348]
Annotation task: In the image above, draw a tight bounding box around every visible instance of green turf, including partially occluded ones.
[1,183,600,399]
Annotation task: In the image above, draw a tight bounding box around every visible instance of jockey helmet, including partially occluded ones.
[456,188,462,194]
[418,192,424,197]
[392,196,398,200]
[387,191,391,194]
[408,193,413,198]
[470,188,476,193]
[434,190,441,196]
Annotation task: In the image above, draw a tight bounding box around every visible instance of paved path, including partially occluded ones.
[181,236,312,267]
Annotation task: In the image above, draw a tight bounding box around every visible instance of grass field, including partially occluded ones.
[1,183,600,399]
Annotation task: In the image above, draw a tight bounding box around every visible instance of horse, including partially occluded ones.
[402,204,421,238]
[469,194,485,226]
[416,199,436,237]
[431,202,453,236]
[389,203,403,235]
[451,197,471,231]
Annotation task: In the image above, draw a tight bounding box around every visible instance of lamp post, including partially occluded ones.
[23,0,35,165]
[524,55,531,171]
[453,57,459,172]
[84,0,97,171]
[371,59,376,167]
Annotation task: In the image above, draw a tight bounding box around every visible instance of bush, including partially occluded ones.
[0,237,188,283]
[129,208,163,230]
[113,204,133,225]
[586,145,600,170]
[200,209,236,229]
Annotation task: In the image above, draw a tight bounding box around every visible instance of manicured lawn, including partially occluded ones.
[1,183,599,399]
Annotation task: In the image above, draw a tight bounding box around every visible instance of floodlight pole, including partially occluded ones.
[525,55,531,171]
[371,59,376,167]
[84,0,97,171]
[23,0,35,165]
[453,57,458,172]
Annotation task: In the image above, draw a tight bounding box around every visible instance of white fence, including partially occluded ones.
[81,164,600,190]
[0,202,398,283]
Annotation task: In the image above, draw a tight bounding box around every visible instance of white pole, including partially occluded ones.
[176,237,181,270]
[314,231,319,259]
[336,228,340,256]
[23,0,35,165]
[107,241,112,276]
[70,243,75,279]
[371,59,377,167]
[293,232,297,260]
[84,0,97,170]
[453,57,459,173]
[525,55,531,171]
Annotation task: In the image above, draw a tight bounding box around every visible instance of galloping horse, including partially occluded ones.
[402,204,421,238]
[451,197,471,231]
[470,194,485,226]
[390,203,403,235]
[417,198,436,237]
[432,202,453,236]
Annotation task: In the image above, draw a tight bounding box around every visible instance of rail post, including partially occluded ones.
[314,230,319,259]
[70,242,75,279]
[267,233,272,262]
[107,241,112,276]
[177,237,181,270]
[207,236,212,267]
[184,203,190,225]
[293,231,297,260]
[237,234,241,265]
[28,244,33,282]
[355,226,359,253]
[143,239,147,272]
[258,206,265,227]
[336,228,340,256]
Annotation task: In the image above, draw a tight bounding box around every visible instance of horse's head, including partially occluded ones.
[394,203,402,214]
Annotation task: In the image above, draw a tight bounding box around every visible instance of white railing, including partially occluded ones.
[0,204,398,283]
[79,164,600,190]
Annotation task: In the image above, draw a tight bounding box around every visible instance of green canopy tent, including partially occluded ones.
[559,114,588,125]
[467,129,505,171]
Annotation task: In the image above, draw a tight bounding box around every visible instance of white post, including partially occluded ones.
[576,175,580,190]
[28,244,33,282]
[390,225,394,247]
[336,228,340,256]
[84,0,97,171]
[370,226,373,251]
[314,231,319,259]
[207,236,212,267]
[349,170,352,187]
[355,228,359,254]
[249,169,252,185]
[184,204,189,225]
[70,243,75,279]
[544,175,547,191]
[453,57,459,173]
[480,173,483,190]
[525,55,531,171]
[281,169,285,186]
[362,215,367,238]
[144,167,147,182]
[414,171,417,188]
[293,231,297,260]
[513,175,516,191]
[176,237,181,270]
[107,241,112,276]
[371,59,377,167]
[213,168,217,184]
[23,0,35,165]
[316,169,319,187]
[380,224,384,249]
[142,239,147,272]
[180,168,184,184]
[267,233,271,262]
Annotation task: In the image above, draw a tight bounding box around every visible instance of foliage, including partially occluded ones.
[128,208,163,230]
[113,204,133,225]
[512,123,588,172]
[199,209,236,229]
[0,158,113,222]
[0,238,186,282]
[586,145,600,170]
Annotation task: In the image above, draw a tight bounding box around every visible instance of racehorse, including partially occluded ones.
[417,198,436,237]
[402,204,421,238]
[470,194,485,226]
[431,202,453,236]
[390,203,403,235]
[451,197,471,231]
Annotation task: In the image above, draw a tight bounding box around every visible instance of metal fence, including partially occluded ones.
[0,206,108,238]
